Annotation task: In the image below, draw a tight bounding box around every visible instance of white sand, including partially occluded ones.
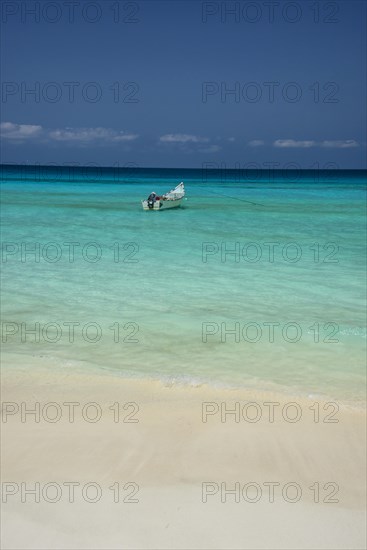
[1,365,366,549]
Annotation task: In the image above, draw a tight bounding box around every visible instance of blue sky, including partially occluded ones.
[1,0,366,168]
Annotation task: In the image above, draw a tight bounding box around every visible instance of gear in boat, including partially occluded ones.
[147,191,164,209]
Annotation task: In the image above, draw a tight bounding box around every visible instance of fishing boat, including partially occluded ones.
[142,182,185,211]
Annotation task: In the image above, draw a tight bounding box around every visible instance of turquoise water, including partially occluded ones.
[1,166,366,402]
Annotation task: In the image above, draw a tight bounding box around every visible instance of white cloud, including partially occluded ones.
[248,140,265,147]
[1,122,138,145]
[198,145,222,153]
[0,122,42,140]
[274,139,316,148]
[321,140,359,148]
[160,133,209,144]
[228,137,236,142]
[49,127,138,143]
[273,139,360,149]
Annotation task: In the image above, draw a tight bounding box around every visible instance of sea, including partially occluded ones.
[1,165,366,403]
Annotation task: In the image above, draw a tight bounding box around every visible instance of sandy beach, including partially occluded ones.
[1,360,365,549]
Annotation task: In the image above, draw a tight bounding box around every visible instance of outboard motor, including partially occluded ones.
[147,192,156,209]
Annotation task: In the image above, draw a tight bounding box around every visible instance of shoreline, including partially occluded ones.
[2,351,366,410]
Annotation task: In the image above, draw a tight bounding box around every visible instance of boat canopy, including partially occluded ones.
[164,182,185,199]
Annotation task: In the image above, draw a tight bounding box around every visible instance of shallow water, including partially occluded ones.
[1,166,366,401]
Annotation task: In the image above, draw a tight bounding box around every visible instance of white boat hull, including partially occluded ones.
[142,182,185,211]
[141,198,183,210]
